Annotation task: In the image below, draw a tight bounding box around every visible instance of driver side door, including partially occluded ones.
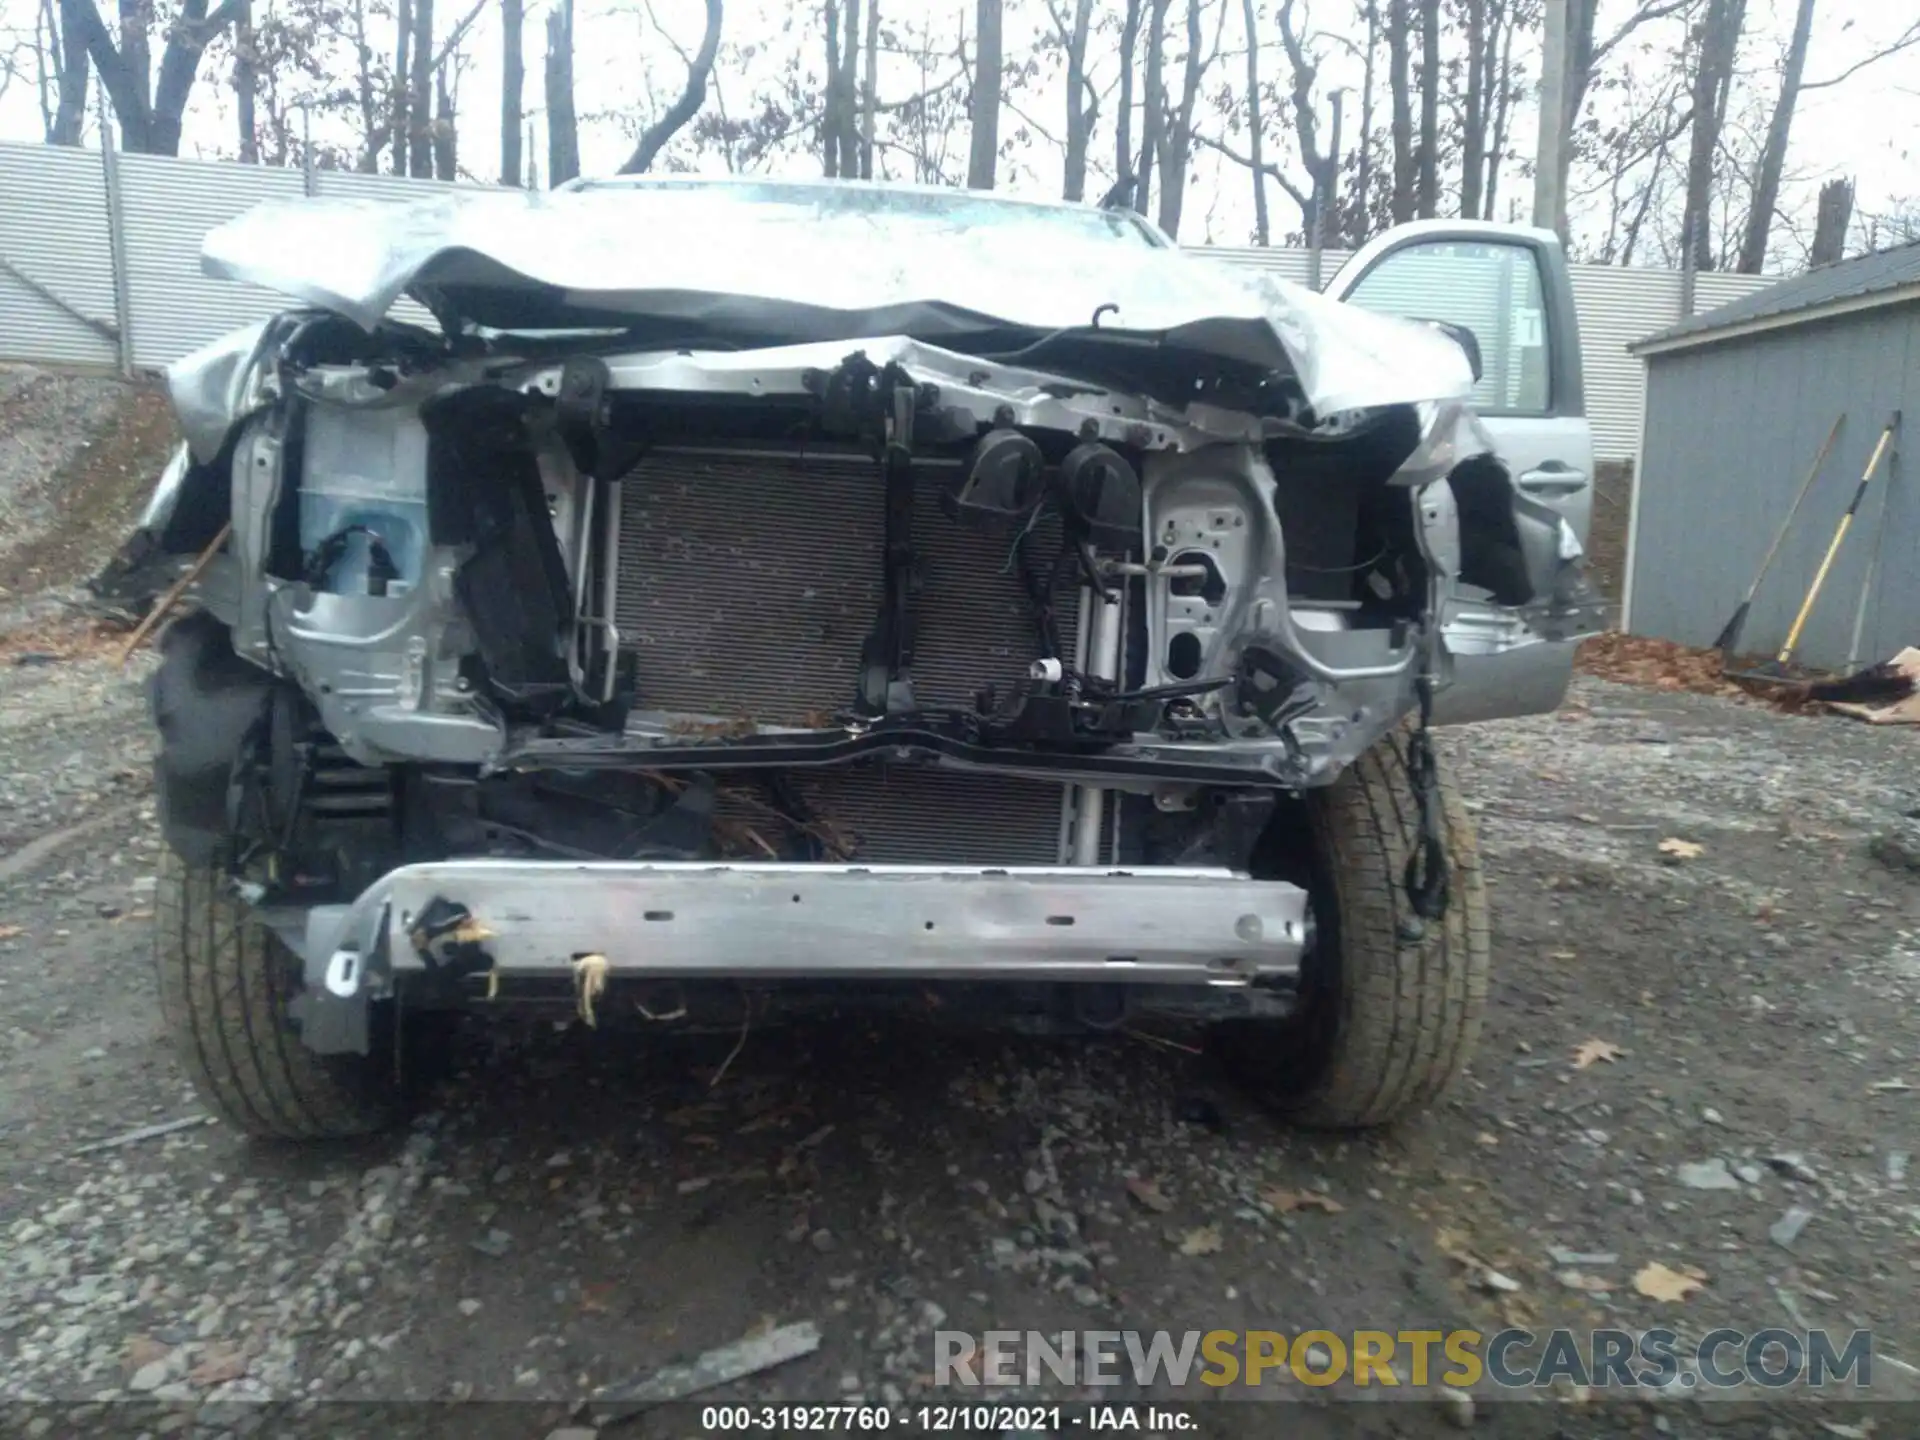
[1327,221,1596,723]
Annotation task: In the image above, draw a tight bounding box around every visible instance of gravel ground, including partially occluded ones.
[0,647,1915,1439]
[0,364,174,636]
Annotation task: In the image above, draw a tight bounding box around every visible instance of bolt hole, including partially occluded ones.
[791,894,802,903]
[643,910,674,922]
[924,921,935,931]
[1045,915,1076,927]
[1166,632,1203,680]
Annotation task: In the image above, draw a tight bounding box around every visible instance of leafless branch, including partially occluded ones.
[1591,0,1694,64]
[1802,21,1920,91]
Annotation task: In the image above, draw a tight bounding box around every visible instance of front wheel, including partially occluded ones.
[1218,728,1490,1129]
[155,853,398,1140]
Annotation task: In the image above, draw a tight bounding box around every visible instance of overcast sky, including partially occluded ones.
[1,0,1914,265]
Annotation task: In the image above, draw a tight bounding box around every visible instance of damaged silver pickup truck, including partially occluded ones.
[107,178,1602,1139]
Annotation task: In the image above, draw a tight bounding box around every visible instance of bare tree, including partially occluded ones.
[860,0,878,177]
[432,65,455,178]
[1201,0,1334,240]
[967,0,1002,188]
[39,0,90,144]
[1385,0,1413,221]
[407,0,433,175]
[1114,0,1141,198]
[1135,0,1169,216]
[1240,0,1268,243]
[58,0,247,154]
[1810,176,1851,265]
[545,0,578,184]
[1733,0,1812,273]
[1681,0,1745,272]
[622,0,724,173]
[1459,0,1486,217]
[391,0,410,172]
[1415,0,1438,216]
[1483,0,1526,219]
[1052,0,1098,200]
[1540,0,1695,235]
[820,0,862,176]
[501,0,522,185]
[1153,0,1223,237]
[230,0,257,160]
[1353,0,1376,233]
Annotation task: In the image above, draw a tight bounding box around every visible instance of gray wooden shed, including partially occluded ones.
[1624,241,1920,671]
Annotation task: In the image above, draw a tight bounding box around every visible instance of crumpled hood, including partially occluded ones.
[198,183,1475,418]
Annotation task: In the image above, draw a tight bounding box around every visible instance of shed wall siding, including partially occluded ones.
[1629,303,1920,670]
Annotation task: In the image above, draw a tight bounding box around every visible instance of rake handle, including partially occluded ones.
[1777,421,1898,665]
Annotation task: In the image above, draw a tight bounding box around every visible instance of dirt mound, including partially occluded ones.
[0,365,177,623]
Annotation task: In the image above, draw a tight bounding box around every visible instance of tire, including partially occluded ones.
[1219,726,1490,1129]
[155,852,397,1140]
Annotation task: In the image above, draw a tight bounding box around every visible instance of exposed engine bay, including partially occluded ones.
[111,183,1605,1065]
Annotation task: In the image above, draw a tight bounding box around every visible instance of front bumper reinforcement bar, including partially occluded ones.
[291,862,1308,1002]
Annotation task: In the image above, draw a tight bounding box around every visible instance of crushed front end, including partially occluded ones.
[122,189,1600,1067]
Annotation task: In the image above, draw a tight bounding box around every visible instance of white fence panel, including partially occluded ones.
[117,152,305,370]
[0,142,118,367]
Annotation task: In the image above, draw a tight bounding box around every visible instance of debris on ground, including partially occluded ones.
[1576,632,1748,698]
[1770,1207,1815,1249]
[1571,1037,1624,1069]
[1125,1176,1174,1213]
[1633,1262,1707,1303]
[1767,1153,1820,1184]
[591,1321,822,1418]
[1657,837,1705,863]
[69,1114,211,1155]
[1177,1225,1224,1257]
[1676,1159,1742,1191]
[1811,648,1920,722]
[1260,1187,1344,1214]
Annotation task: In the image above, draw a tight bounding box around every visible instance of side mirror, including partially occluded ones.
[1421,319,1483,383]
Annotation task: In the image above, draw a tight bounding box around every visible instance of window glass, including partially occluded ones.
[1344,241,1551,413]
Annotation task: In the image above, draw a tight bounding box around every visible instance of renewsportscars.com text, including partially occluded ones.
[934,1328,1874,1391]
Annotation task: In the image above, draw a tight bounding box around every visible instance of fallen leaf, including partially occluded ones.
[1126,1177,1174,1213]
[1657,837,1704,862]
[1261,1187,1345,1215]
[1572,1038,1625,1070]
[1476,1132,1500,1148]
[1633,1262,1707,1303]
[1177,1225,1223,1256]
[0,924,23,940]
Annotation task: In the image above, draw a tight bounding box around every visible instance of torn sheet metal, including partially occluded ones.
[197,177,1475,418]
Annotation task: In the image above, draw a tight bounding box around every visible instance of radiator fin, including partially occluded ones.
[614,446,1078,865]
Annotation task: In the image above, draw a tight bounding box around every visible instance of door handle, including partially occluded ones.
[1516,465,1588,496]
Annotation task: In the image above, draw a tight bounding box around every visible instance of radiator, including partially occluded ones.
[613,445,1078,865]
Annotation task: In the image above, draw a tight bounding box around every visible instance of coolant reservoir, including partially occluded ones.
[298,406,429,595]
